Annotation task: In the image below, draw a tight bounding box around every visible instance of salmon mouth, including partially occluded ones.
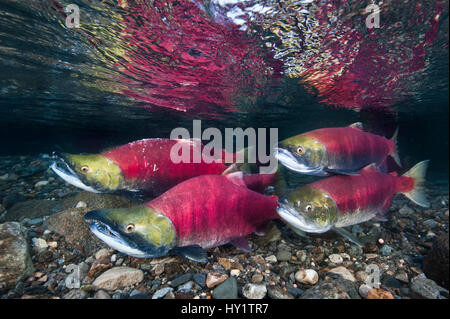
[84,209,172,258]
[276,202,332,233]
[274,147,326,176]
[50,153,101,193]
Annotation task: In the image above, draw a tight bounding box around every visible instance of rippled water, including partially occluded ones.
[0,0,448,180]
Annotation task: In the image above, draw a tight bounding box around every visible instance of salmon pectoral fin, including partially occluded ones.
[324,168,360,176]
[332,227,363,247]
[170,245,207,263]
[230,237,252,252]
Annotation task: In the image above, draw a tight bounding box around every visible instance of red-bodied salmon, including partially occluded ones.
[84,173,279,262]
[275,122,400,176]
[50,138,251,197]
[277,161,429,245]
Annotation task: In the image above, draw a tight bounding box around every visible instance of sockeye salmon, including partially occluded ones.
[275,123,400,176]
[84,172,279,262]
[277,161,430,245]
[51,138,254,197]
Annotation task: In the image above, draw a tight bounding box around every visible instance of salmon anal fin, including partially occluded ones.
[230,237,252,252]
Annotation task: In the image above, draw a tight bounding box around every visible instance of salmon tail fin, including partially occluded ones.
[390,127,402,167]
[401,160,430,208]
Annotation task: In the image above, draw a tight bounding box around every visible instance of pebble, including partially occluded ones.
[265,255,277,263]
[94,290,111,299]
[32,238,48,251]
[251,274,264,284]
[206,272,228,288]
[230,269,240,277]
[212,277,238,299]
[267,285,294,299]
[154,263,165,276]
[295,269,319,285]
[92,267,144,291]
[62,289,87,299]
[367,288,395,299]
[379,245,393,256]
[193,273,206,288]
[423,219,439,230]
[276,250,291,262]
[95,248,111,260]
[242,284,267,299]
[169,273,192,288]
[328,267,356,282]
[177,281,193,294]
[359,284,372,299]
[152,287,174,299]
[328,254,343,264]
[34,180,49,187]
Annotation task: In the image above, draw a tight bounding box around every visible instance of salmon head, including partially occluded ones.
[50,152,125,193]
[84,206,176,258]
[275,134,328,176]
[277,186,338,233]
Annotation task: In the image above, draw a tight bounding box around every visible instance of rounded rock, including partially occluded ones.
[242,283,267,299]
[92,267,144,291]
[329,254,343,264]
[295,269,319,285]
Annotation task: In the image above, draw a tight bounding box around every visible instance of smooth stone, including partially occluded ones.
[177,281,194,294]
[367,288,395,299]
[379,245,393,256]
[206,272,228,289]
[92,267,144,291]
[276,250,291,262]
[94,290,111,299]
[328,267,356,282]
[242,283,267,299]
[193,273,206,288]
[359,284,372,299]
[152,287,174,299]
[295,269,319,285]
[287,288,304,298]
[300,278,360,299]
[212,277,238,299]
[230,269,240,277]
[267,285,294,299]
[381,274,402,288]
[265,255,278,263]
[32,238,48,251]
[169,273,193,288]
[423,235,449,289]
[63,289,87,299]
[251,273,264,284]
[328,254,343,264]
[0,222,34,292]
[95,248,111,260]
[410,275,449,299]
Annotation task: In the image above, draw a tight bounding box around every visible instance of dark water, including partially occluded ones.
[0,0,448,182]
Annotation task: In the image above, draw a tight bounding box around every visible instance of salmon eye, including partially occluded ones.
[80,166,90,173]
[125,224,135,233]
[305,204,313,213]
[296,146,305,155]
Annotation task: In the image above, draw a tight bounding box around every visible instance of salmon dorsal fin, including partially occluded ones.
[361,163,378,172]
[349,122,364,130]
[225,171,247,187]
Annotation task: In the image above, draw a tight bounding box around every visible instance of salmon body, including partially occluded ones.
[84,173,279,262]
[51,138,237,196]
[277,161,429,238]
[145,173,279,249]
[276,123,400,176]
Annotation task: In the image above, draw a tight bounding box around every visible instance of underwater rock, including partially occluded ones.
[92,267,144,291]
[61,191,132,211]
[367,288,395,299]
[328,267,356,282]
[0,222,34,293]
[206,272,228,289]
[94,290,111,299]
[410,274,449,299]
[2,194,26,210]
[423,234,449,289]
[300,277,360,299]
[63,289,87,299]
[1,199,61,222]
[267,285,294,299]
[295,269,319,285]
[43,208,107,256]
[212,277,238,299]
[242,283,267,299]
